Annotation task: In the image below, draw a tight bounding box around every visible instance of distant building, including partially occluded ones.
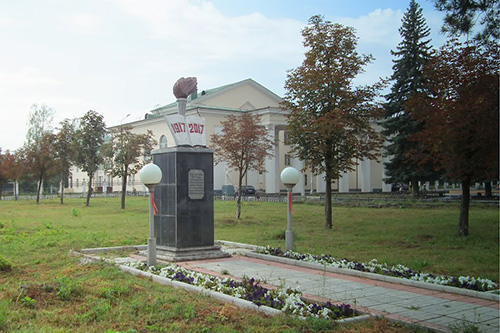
[66,78,391,194]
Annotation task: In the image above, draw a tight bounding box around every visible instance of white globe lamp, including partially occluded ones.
[280,167,300,252]
[139,163,163,266]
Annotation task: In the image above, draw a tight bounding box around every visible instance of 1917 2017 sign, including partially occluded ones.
[188,169,204,200]
[165,114,206,147]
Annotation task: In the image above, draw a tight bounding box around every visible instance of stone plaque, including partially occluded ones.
[188,169,204,200]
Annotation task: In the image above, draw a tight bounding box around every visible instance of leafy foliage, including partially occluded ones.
[0,150,25,200]
[23,104,56,204]
[74,110,107,206]
[102,126,154,209]
[23,133,57,204]
[211,114,272,218]
[53,118,77,204]
[282,15,384,228]
[407,40,499,235]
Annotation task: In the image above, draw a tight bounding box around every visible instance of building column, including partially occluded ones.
[290,158,305,196]
[339,172,349,193]
[381,156,392,192]
[360,159,371,193]
[316,173,326,193]
[265,125,280,193]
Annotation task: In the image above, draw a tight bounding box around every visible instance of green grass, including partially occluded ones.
[0,197,497,332]
[216,200,499,281]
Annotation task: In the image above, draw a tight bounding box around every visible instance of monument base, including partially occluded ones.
[152,245,230,262]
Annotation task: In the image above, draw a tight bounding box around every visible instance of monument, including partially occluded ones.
[151,77,229,261]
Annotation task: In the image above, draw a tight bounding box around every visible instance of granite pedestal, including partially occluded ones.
[151,147,229,261]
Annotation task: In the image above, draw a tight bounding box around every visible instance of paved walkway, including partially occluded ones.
[176,253,499,333]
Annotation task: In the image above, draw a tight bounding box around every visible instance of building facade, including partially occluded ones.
[66,79,391,195]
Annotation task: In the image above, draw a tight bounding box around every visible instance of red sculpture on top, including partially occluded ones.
[173,77,198,99]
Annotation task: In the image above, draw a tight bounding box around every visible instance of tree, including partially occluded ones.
[53,119,77,204]
[381,0,436,197]
[26,104,55,147]
[25,103,55,201]
[24,133,57,204]
[0,149,26,200]
[282,15,384,229]
[0,149,7,199]
[211,114,272,219]
[74,110,107,207]
[407,40,499,236]
[102,125,154,209]
[433,0,500,42]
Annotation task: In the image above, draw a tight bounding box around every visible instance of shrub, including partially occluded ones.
[0,254,12,271]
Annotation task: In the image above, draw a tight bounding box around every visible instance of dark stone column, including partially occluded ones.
[152,147,229,261]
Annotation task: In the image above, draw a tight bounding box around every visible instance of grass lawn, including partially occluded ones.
[0,197,498,332]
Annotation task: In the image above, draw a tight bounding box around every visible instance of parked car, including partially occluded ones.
[240,185,256,196]
[391,183,409,192]
[221,185,235,196]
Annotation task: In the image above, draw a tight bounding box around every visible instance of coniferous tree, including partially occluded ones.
[381,0,434,197]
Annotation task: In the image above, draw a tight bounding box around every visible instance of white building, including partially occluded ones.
[66,78,391,195]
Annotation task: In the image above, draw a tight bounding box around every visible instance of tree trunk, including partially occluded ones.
[458,179,471,236]
[411,178,419,199]
[325,174,332,229]
[36,173,44,204]
[236,174,243,219]
[121,170,127,210]
[86,174,93,207]
[60,178,64,205]
[14,180,18,200]
[484,181,492,197]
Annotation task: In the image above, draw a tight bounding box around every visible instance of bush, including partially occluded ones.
[0,254,12,271]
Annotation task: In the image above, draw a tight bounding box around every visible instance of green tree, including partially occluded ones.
[102,125,154,209]
[25,104,54,147]
[211,114,272,219]
[74,110,107,207]
[282,15,384,229]
[433,0,500,42]
[381,0,436,197]
[24,103,55,201]
[24,133,57,204]
[407,40,499,236]
[54,119,77,204]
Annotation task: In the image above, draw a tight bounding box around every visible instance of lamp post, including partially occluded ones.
[280,167,300,252]
[139,163,162,266]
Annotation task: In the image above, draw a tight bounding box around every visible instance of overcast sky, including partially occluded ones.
[0,0,448,152]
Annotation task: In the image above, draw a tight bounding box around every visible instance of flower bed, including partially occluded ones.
[125,261,355,320]
[256,246,498,292]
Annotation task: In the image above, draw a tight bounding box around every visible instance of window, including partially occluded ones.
[304,174,308,186]
[284,131,289,145]
[159,135,168,149]
[284,154,291,166]
[76,179,79,188]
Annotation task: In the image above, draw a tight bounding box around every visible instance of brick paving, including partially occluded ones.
[178,254,499,332]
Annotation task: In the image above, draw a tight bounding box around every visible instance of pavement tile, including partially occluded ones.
[182,254,499,332]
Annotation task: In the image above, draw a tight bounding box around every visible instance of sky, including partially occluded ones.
[0,0,449,152]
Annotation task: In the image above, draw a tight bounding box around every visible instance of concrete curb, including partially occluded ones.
[117,264,282,317]
[79,245,147,253]
[70,247,369,324]
[245,251,500,302]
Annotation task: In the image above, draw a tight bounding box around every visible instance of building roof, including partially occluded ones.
[146,78,282,119]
